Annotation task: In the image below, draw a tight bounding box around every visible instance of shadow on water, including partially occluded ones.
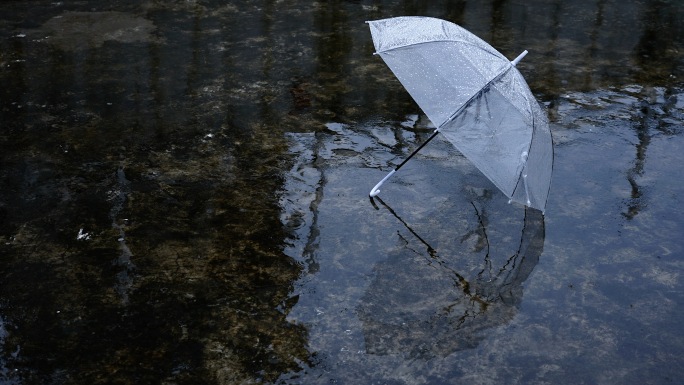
[0,0,682,384]
[359,198,544,358]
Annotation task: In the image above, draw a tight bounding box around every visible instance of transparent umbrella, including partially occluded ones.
[367,16,553,212]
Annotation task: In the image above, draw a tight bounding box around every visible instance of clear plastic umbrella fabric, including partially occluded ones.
[368,16,553,212]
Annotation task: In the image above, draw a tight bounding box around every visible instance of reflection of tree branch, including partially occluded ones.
[623,101,651,220]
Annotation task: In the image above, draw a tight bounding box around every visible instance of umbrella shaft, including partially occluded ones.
[396,129,441,170]
[369,129,440,197]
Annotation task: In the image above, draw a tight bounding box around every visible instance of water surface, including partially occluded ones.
[1,1,683,384]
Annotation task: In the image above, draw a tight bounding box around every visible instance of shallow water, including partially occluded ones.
[1,1,683,384]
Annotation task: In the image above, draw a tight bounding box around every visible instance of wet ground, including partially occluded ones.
[1,1,683,384]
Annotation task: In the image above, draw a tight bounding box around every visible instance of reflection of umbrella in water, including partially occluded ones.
[358,198,545,358]
[367,17,553,212]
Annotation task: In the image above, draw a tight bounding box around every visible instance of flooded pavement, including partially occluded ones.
[0,1,683,384]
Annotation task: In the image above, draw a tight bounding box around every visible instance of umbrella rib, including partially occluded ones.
[439,63,515,129]
[374,39,478,54]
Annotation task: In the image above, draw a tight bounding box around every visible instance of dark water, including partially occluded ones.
[1,1,683,384]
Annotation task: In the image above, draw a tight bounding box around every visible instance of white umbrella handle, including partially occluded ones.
[369,169,396,197]
[369,129,441,197]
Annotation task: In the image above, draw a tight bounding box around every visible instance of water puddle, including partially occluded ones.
[277,84,684,383]
[0,1,683,384]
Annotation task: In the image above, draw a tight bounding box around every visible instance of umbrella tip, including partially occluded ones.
[511,50,529,66]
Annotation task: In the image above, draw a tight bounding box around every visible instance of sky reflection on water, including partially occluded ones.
[0,1,683,384]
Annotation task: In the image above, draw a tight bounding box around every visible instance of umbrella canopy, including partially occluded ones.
[367,16,553,212]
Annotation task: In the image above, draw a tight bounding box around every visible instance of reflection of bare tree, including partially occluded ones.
[359,199,544,358]
[634,0,681,83]
[623,0,682,219]
[584,0,606,89]
[489,0,510,49]
[0,5,315,384]
[623,87,680,219]
[623,99,651,219]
